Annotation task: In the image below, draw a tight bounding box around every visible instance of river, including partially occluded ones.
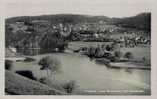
[13,53,151,95]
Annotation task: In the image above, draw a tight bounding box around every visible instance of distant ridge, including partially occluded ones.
[6,13,151,31]
[6,14,111,24]
[111,13,151,31]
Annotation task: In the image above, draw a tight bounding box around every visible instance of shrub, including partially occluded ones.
[124,52,134,59]
[5,60,14,70]
[62,80,78,93]
[95,58,110,66]
[142,57,146,61]
[15,70,37,80]
[38,56,61,78]
[142,57,151,66]
[109,56,120,62]
[24,57,36,62]
[114,51,123,58]
[58,42,68,52]
[39,77,47,84]
[38,77,66,92]
[106,45,112,51]
[95,47,104,58]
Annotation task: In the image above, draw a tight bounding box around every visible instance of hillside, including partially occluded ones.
[6,14,111,24]
[6,13,151,31]
[111,13,151,31]
[5,70,67,95]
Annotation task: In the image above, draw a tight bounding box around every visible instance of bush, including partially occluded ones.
[38,56,61,78]
[62,80,77,93]
[109,56,120,62]
[142,57,151,66]
[15,70,37,80]
[5,60,14,70]
[95,47,104,58]
[24,57,36,62]
[106,45,112,51]
[38,77,66,91]
[114,51,123,58]
[39,77,47,84]
[124,52,134,59]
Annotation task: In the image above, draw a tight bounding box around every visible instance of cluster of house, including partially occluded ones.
[118,33,151,48]
[6,20,150,56]
[7,20,119,41]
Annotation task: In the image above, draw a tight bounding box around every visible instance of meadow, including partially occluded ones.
[69,41,151,61]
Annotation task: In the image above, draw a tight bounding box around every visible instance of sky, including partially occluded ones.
[3,0,153,18]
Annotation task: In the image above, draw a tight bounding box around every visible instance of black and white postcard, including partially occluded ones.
[1,0,157,98]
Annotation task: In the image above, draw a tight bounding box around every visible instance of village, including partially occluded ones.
[6,19,150,56]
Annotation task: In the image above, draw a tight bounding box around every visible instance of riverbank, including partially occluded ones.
[68,41,151,70]
[95,58,150,70]
[109,62,150,70]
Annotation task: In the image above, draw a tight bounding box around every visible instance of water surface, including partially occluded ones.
[13,53,151,94]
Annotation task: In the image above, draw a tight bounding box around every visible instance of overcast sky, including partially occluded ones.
[3,0,152,18]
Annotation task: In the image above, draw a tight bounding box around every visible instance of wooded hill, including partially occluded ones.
[6,13,151,31]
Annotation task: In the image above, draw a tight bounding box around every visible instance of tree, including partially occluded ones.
[40,32,68,53]
[114,51,123,58]
[62,80,78,93]
[124,52,134,59]
[95,45,104,58]
[38,56,61,79]
[111,42,118,50]
[142,57,151,66]
[106,45,112,51]
[5,60,14,71]
[39,77,48,84]
[88,47,96,57]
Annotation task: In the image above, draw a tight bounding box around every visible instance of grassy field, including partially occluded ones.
[68,41,151,61]
[68,41,112,50]
[120,47,151,61]
[5,70,67,95]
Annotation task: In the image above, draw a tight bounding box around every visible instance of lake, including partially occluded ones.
[13,53,151,95]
